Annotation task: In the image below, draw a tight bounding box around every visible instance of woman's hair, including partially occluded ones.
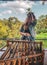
[27,12,36,20]
[25,12,36,25]
[23,12,36,30]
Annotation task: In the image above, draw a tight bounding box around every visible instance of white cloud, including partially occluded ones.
[44,1,47,4]
[0,2,6,7]
[40,1,47,5]
[0,14,2,16]
[18,8,25,13]
[0,2,7,7]
[0,1,35,14]
[2,10,12,14]
[0,10,12,16]
[40,1,43,4]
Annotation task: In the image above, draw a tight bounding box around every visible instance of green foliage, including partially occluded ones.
[36,15,47,33]
[36,33,47,39]
[36,33,47,48]
[0,17,22,39]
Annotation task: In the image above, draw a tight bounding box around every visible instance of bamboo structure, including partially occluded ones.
[0,40,44,65]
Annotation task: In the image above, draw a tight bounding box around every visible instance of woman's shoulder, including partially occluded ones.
[30,20,37,27]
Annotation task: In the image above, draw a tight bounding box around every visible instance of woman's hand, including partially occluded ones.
[20,32,27,36]
[20,32,30,36]
[26,33,31,36]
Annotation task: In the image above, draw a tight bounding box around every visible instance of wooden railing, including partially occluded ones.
[0,40,44,65]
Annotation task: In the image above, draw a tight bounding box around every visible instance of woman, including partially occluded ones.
[20,12,37,41]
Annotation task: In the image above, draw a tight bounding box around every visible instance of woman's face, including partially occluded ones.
[27,17,32,23]
[26,17,30,23]
[25,14,35,24]
[29,15,35,23]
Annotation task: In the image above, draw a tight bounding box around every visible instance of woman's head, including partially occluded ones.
[25,12,36,25]
[27,12,36,21]
[26,12,36,23]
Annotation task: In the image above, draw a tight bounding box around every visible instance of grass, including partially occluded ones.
[36,33,47,39]
[36,33,47,48]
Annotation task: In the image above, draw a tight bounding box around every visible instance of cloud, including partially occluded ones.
[0,14,2,16]
[18,8,25,13]
[44,1,47,4]
[0,10,12,16]
[40,1,43,4]
[40,1,47,5]
[2,10,12,14]
[0,1,35,14]
[0,2,7,7]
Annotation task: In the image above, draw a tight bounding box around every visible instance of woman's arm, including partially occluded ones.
[20,32,27,36]
[20,32,31,36]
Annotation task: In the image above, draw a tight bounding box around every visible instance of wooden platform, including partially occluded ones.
[0,49,47,65]
[0,40,45,65]
[44,49,47,65]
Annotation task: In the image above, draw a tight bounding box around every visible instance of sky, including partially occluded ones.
[0,1,47,22]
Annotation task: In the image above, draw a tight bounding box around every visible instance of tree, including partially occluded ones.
[36,15,47,33]
[0,17,22,39]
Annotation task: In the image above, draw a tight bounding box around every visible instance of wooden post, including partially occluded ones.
[5,61,10,65]
[18,59,21,65]
[22,59,25,65]
[0,62,4,65]
[11,60,16,65]
[40,42,42,53]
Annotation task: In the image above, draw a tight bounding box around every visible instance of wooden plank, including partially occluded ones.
[1,46,10,59]
[12,43,19,58]
[0,63,4,65]
[5,61,10,65]
[4,51,10,59]
[9,42,19,58]
[11,60,16,65]
[18,59,21,65]
[8,43,16,58]
[44,50,47,65]
[4,42,16,59]
[22,59,25,65]
[7,40,42,45]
